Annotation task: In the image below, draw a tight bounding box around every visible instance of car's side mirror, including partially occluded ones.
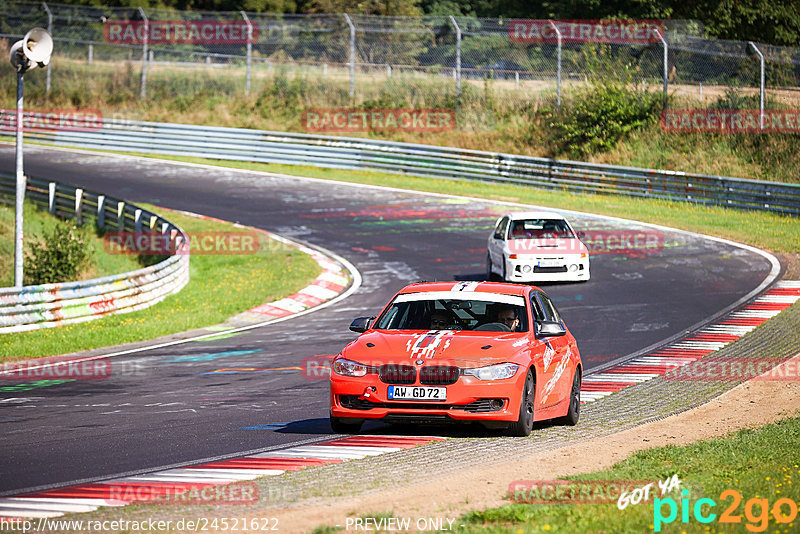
[538,321,566,337]
[493,231,503,240]
[349,316,375,333]
[576,231,586,240]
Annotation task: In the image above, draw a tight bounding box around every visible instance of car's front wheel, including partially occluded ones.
[329,414,363,434]
[486,253,494,281]
[507,369,534,436]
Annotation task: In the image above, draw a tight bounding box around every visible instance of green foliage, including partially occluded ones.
[24,222,90,285]
[547,82,662,158]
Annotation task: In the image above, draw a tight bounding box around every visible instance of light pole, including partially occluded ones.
[9,27,53,288]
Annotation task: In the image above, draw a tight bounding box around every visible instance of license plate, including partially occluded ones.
[537,259,561,268]
[388,386,446,402]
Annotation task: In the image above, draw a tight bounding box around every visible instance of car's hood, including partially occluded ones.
[342,330,529,367]
[507,238,587,254]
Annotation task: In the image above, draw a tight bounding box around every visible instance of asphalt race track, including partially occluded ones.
[0,145,776,495]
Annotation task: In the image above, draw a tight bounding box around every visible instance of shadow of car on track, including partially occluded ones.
[276,418,559,438]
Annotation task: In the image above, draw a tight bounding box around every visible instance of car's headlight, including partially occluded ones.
[333,358,368,377]
[462,362,520,380]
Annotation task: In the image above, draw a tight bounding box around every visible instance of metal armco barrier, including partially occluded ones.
[0,172,190,333]
[19,117,800,216]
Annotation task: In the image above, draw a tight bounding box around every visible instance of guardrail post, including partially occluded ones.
[134,208,143,232]
[548,20,561,108]
[117,201,125,229]
[48,182,56,214]
[449,16,461,97]
[97,195,105,229]
[241,11,253,96]
[138,7,149,100]
[344,14,355,98]
[748,42,765,130]
[42,2,52,93]
[74,188,84,225]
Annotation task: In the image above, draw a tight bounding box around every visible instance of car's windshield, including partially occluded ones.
[508,218,575,240]
[375,292,528,332]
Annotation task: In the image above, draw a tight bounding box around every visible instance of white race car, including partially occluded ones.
[487,211,590,283]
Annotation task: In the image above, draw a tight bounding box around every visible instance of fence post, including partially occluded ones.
[97,195,105,229]
[117,201,125,229]
[241,11,253,96]
[548,20,561,108]
[448,16,462,97]
[748,41,765,130]
[654,28,668,109]
[48,182,56,214]
[42,2,52,93]
[344,14,355,97]
[138,7,148,100]
[88,43,93,65]
[75,188,83,226]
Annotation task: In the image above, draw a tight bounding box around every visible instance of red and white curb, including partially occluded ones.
[245,237,349,319]
[0,436,444,520]
[161,209,353,321]
[580,281,800,403]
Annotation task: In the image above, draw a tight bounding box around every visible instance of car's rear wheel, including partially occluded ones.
[507,369,534,436]
[329,414,363,434]
[560,369,581,426]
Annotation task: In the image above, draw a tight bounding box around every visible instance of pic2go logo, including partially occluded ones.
[654,489,799,532]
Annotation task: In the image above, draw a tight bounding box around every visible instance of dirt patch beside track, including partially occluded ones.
[268,357,800,533]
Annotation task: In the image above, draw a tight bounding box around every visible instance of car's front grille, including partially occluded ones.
[419,366,460,385]
[338,395,506,413]
[378,364,416,384]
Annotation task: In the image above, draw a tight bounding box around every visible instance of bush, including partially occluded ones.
[24,222,90,285]
[547,83,662,158]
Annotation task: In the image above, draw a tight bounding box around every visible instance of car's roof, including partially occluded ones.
[504,210,566,221]
[399,281,531,297]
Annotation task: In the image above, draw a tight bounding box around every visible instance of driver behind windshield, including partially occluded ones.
[429,311,452,330]
[495,306,521,332]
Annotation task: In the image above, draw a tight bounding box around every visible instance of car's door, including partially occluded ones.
[534,290,573,407]
[529,292,557,407]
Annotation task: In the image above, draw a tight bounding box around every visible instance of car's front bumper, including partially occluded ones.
[506,255,590,282]
[330,371,525,423]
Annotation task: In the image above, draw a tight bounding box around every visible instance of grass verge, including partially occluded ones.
[3,57,800,183]
[0,205,321,360]
[0,201,144,287]
[457,411,800,533]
